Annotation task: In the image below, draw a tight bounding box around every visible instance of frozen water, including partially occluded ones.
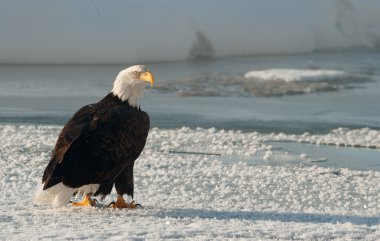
[0,125,379,240]
[0,52,379,134]
[244,69,350,82]
[272,127,380,149]
[243,68,372,96]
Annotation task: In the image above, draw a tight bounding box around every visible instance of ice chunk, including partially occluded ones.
[244,69,348,82]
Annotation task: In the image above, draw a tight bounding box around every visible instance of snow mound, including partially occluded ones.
[244,69,349,82]
[0,125,379,240]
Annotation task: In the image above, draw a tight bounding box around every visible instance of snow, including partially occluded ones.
[0,125,379,240]
[270,127,380,149]
[243,68,372,96]
[244,69,349,82]
[1,0,380,64]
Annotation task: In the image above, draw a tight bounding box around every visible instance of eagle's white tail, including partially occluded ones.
[35,182,100,208]
[35,182,75,207]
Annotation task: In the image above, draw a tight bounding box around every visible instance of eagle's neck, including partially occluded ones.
[98,93,140,111]
[111,76,145,107]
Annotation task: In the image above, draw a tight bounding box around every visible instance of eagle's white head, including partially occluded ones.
[112,65,154,107]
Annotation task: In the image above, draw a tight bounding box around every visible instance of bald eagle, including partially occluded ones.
[35,65,154,208]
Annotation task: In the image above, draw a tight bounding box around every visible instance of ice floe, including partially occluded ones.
[244,68,372,96]
[0,125,379,240]
[244,69,349,82]
[154,69,373,97]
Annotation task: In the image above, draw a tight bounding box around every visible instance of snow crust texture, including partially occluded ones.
[270,127,380,149]
[0,125,379,240]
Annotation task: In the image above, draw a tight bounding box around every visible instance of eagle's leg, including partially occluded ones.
[70,193,97,207]
[110,167,140,208]
[108,195,141,209]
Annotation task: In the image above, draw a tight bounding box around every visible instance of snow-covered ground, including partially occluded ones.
[1,125,379,240]
[1,0,380,64]
[270,127,380,149]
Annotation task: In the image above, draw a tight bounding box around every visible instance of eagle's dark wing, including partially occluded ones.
[42,104,95,188]
[42,104,149,193]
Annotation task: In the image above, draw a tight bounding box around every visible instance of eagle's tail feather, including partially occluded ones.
[35,182,74,208]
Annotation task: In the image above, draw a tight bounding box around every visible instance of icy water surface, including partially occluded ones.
[0,52,380,133]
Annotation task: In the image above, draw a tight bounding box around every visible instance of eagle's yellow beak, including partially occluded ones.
[140,71,154,87]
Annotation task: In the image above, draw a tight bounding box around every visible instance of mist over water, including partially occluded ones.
[0,0,380,64]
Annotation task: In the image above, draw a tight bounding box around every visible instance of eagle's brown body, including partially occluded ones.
[42,93,149,199]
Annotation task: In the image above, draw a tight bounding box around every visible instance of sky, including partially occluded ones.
[0,0,379,64]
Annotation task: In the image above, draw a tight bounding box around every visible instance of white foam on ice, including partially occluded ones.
[244,69,349,82]
[0,125,379,240]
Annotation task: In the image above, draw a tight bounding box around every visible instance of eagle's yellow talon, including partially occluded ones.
[109,196,140,209]
[70,194,97,207]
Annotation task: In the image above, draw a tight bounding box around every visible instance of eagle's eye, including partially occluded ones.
[131,71,141,77]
